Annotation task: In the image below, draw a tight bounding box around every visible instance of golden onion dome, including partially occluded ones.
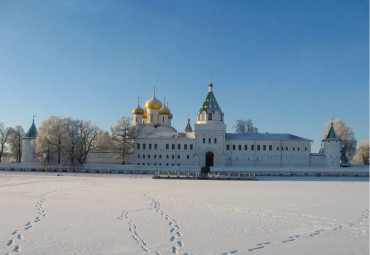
[168,112,173,119]
[145,89,162,110]
[132,105,144,115]
[159,98,170,115]
[143,111,148,118]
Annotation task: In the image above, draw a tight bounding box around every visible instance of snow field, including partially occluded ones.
[0,172,368,255]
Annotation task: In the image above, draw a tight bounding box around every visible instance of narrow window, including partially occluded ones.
[172,144,175,150]
[281,147,284,151]
[143,154,145,158]
[263,145,266,150]
[166,155,169,159]
[178,144,181,150]
[214,138,217,143]
[209,138,211,143]
[227,145,230,150]
[257,145,260,151]
[269,145,272,151]
[184,144,187,150]
[166,144,169,150]
[286,147,288,151]
[238,145,241,150]
[178,155,180,159]
[208,112,212,120]
[251,145,255,150]
[162,117,164,122]
[143,144,146,149]
[190,144,193,150]
[149,144,152,149]
[148,154,150,158]
[154,154,156,158]
[233,145,236,150]
[187,155,189,159]
[298,147,300,151]
[138,154,140,158]
[154,144,157,149]
[137,144,140,149]
[172,155,174,159]
[159,155,162,159]
[277,147,279,150]
[305,147,307,151]
[203,138,205,143]
[293,147,295,151]
[244,145,248,150]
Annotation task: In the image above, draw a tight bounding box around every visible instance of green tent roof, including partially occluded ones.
[25,120,38,138]
[325,122,338,140]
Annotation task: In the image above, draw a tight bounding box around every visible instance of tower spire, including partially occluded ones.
[208,77,213,92]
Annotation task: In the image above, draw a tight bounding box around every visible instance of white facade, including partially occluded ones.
[131,82,341,168]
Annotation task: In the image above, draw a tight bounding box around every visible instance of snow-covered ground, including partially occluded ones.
[0,172,368,255]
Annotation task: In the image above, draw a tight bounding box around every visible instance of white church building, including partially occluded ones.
[21,81,341,169]
[129,81,340,168]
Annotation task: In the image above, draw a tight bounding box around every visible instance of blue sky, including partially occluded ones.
[0,0,368,152]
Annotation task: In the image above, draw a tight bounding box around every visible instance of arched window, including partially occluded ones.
[208,138,211,143]
[208,112,212,120]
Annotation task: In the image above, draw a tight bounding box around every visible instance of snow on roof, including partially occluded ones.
[226,133,312,141]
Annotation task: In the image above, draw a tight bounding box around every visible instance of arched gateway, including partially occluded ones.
[205,151,214,167]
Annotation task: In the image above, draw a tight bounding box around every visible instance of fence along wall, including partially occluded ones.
[0,163,368,177]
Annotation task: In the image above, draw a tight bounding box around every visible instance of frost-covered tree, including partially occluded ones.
[234,119,258,134]
[8,126,25,163]
[0,122,13,162]
[352,140,369,165]
[35,116,99,166]
[91,130,111,151]
[322,119,357,162]
[35,116,66,165]
[111,116,139,165]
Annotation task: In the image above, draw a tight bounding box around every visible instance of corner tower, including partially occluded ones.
[194,80,226,167]
[323,121,341,167]
[21,117,38,163]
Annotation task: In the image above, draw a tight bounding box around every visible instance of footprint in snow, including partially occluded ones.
[172,246,178,254]
[177,241,184,247]
[170,236,176,242]
[176,231,183,237]
[7,240,14,246]
[11,230,17,235]
[170,228,175,233]
[17,234,23,239]
[25,225,32,230]
[13,245,21,252]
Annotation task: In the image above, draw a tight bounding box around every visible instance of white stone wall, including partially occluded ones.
[225,140,312,167]
[132,137,195,167]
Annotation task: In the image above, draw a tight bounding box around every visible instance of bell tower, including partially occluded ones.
[194,79,226,167]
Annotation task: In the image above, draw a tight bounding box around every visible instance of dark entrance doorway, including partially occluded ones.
[205,151,214,167]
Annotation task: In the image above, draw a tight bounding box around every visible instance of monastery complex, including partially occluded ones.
[22,81,341,169]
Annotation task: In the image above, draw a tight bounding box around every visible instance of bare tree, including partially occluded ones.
[352,140,369,165]
[8,126,25,162]
[234,119,258,134]
[75,120,99,165]
[0,123,13,162]
[111,116,138,165]
[323,119,357,162]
